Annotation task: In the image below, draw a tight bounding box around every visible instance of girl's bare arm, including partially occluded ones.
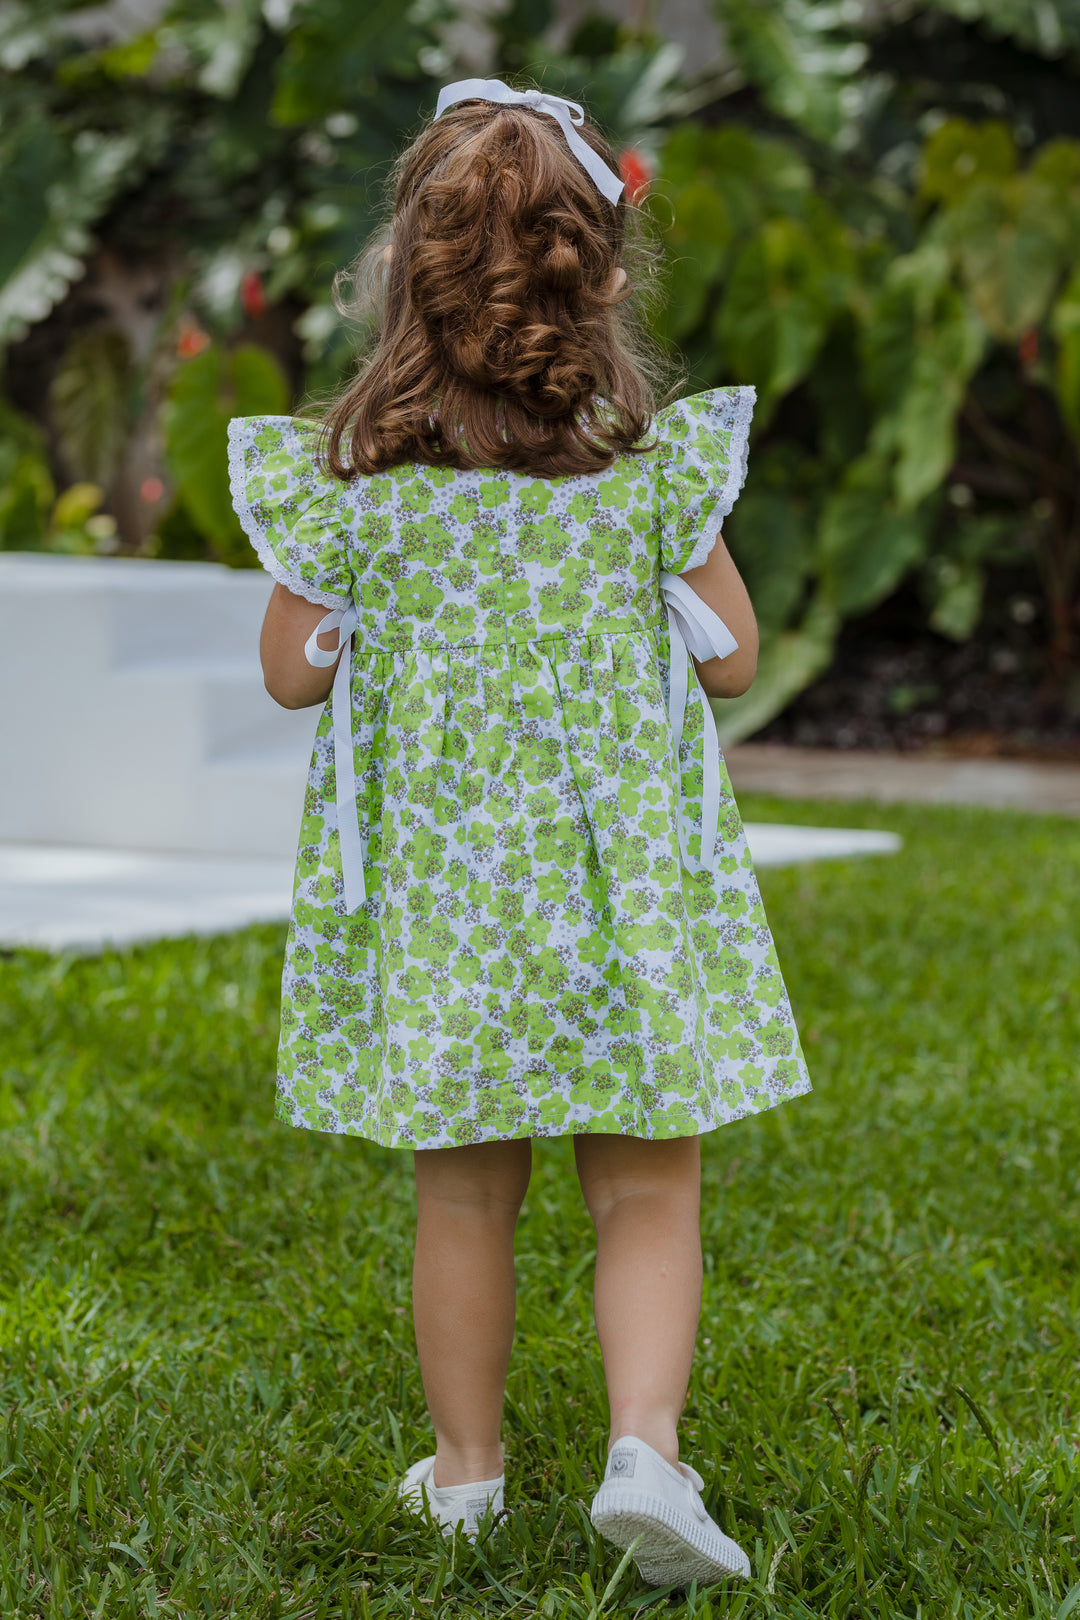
[678,534,759,697]
[260,583,342,709]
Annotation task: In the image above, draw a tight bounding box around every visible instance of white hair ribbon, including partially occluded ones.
[434,77,625,206]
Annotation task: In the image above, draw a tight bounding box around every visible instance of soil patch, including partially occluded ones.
[756,606,1080,763]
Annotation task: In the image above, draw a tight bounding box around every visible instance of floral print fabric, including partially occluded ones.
[227,386,811,1148]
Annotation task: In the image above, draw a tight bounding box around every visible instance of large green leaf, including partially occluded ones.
[49,328,132,487]
[721,0,868,147]
[858,243,985,508]
[271,0,432,127]
[858,242,951,412]
[918,117,1016,206]
[0,121,140,343]
[817,452,933,614]
[713,594,839,745]
[703,125,811,229]
[723,484,813,635]
[716,217,837,420]
[807,312,869,469]
[1051,265,1080,439]
[1029,138,1080,239]
[163,344,289,566]
[656,122,713,191]
[891,288,986,510]
[943,174,1072,341]
[658,124,813,241]
[658,181,734,344]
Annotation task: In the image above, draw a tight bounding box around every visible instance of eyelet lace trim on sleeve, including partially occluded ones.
[226,417,353,611]
[679,384,756,574]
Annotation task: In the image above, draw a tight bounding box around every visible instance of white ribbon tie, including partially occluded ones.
[659,572,739,876]
[305,606,365,914]
[434,78,625,205]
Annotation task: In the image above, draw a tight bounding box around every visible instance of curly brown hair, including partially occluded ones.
[320,93,673,480]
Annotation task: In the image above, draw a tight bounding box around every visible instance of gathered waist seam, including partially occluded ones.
[304,577,738,914]
[347,617,668,658]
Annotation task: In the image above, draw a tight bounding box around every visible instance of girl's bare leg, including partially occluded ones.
[573,1132,702,1468]
[412,1136,532,1487]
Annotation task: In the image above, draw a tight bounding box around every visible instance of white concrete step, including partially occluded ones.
[0,843,295,951]
[4,552,273,666]
[0,552,316,856]
[0,825,902,953]
[747,824,901,864]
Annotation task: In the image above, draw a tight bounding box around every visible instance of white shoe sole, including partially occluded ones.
[591,1483,751,1587]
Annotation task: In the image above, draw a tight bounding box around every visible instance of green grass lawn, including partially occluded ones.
[1,797,1079,1619]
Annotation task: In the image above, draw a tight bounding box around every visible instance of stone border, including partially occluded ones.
[725,744,1080,817]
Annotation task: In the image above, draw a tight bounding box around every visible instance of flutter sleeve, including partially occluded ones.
[227,415,354,608]
[654,385,756,576]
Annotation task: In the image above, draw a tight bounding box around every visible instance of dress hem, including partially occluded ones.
[272,1071,813,1150]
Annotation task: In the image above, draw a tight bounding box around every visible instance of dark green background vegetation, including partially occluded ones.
[3,0,1080,738]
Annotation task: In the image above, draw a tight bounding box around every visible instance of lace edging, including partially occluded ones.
[679,385,757,573]
[225,417,352,611]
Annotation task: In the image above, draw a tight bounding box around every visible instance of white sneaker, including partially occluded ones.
[590,1435,752,1588]
[398,1455,505,1541]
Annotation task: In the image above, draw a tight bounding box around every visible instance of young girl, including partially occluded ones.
[228,77,811,1590]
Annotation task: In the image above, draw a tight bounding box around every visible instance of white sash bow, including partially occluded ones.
[304,607,366,914]
[305,578,737,914]
[658,571,739,876]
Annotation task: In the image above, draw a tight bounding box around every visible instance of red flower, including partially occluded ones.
[241,269,267,319]
[618,148,651,205]
[1018,328,1038,368]
[176,318,210,358]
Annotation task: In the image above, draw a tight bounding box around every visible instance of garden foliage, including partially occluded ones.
[667,109,1080,735]
[2,1,1080,732]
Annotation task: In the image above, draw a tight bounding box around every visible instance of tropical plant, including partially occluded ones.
[653,109,1080,737]
[0,0,452,558]
[2,0,1080,737]
[0,0,690,562]
[654,0,1080,738]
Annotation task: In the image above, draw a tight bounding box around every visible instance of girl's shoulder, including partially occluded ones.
[228,414,493,499]
[642,385,758,576]
[228,414,423,516]
[227,416,358,607]
[644,385,756,458]
[228,391,757,507]
[227,416,330,512]
[228,413,322,474]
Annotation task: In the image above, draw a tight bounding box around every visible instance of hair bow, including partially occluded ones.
[434,78,625,205]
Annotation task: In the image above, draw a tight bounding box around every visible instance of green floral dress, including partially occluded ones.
[227,386,811,1148]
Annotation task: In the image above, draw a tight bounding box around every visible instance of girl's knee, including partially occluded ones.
[574,1132,700,1225]
[414,1136,532,1214]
